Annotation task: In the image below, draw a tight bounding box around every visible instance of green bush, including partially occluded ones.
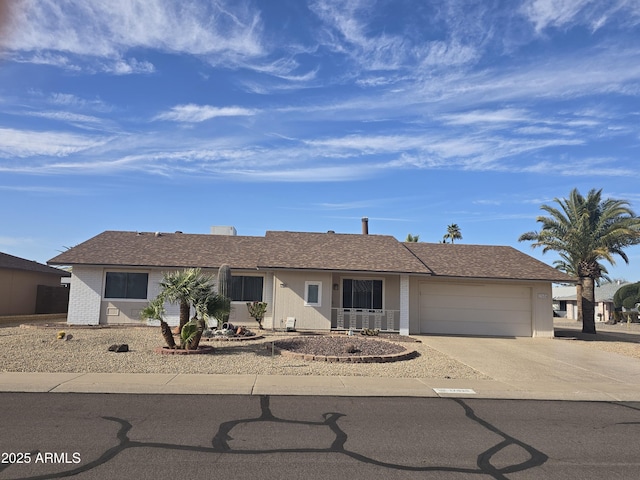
[613,282,640,310]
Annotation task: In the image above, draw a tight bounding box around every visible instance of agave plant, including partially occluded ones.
[179,318,203,350]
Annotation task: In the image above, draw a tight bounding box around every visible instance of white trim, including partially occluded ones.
[399,275,409,335]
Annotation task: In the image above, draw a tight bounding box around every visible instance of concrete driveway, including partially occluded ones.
[418,329,640,401]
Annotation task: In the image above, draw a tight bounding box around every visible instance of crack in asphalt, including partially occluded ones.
[2,395,552,479]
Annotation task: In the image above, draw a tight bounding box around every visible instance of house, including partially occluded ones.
[0,252,71,316]
[553,281,631,322]
[47,223,574,337]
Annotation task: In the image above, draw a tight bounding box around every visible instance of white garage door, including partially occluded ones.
[419,283,532,337]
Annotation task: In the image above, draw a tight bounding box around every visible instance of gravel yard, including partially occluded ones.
[1,321,638,379]
[0,325,488,379]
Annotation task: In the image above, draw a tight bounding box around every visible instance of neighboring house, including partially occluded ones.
[47,225,574,338]
[0,252,71,316]
[553,281,631,322]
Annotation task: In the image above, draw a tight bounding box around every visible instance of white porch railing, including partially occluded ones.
[331,308,400,332]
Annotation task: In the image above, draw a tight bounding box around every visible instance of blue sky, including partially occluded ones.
[0,0,639,281]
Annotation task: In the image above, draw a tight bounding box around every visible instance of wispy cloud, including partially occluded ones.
[521,0,640,33]
[3,0,265,73]
[309,0,480,72]
[0,128,110,159]
[154,104,258,122]
[522,158,636,176]
[0,185,80,194]
[23,111,109,131]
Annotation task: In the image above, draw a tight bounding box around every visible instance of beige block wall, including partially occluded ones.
[0,269,65,316]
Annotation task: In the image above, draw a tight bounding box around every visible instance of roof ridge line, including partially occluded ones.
[401,242,436,275]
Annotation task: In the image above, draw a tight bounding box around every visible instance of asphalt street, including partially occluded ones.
[0,393,639,480]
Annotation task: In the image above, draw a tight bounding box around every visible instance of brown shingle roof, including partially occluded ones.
[1,252,70,276]
[260,231,432,273]
[47,231,266,269]
[47,230,431,274]
[404,242,575,282]
[47,230,574,282]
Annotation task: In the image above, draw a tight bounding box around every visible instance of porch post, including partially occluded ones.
[399,275,409,335]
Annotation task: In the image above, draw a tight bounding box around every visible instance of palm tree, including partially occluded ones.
[144,269,229,349]
[188,282,230,349]
[519,188,640,334]
[405,233,420,242]
[443,224,462,244]
[140,296,176,349]
[158,268,209,333]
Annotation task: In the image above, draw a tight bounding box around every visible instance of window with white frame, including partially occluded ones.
[305,281,322,306]
[342,279,382,310]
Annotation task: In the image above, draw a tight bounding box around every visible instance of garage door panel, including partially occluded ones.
[419,283,532,337]
[425,320,531,337]
[423,306,531,324]
[420,295,530,312]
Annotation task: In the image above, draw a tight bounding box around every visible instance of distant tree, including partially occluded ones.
[405,233,420,242]
[443,224,462,244]
[519,188,640,334]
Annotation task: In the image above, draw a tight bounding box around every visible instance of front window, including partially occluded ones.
[305,281,322,306]
[105,272,148,299]
[231,276,263,302]
[342,279,382,309]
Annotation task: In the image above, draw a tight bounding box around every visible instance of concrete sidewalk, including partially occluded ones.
[1,330,639,401]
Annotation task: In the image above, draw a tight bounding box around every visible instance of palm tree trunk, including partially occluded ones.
[179,301,190,332]
[160,320,177,349]
[581,276,597,334]
[575,281,583,323]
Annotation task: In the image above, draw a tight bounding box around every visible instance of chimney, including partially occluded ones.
[362,217,369,235]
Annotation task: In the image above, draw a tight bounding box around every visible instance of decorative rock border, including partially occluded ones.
[269,343,418,363]
[154,345,215,355]
[201,335,264,342]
